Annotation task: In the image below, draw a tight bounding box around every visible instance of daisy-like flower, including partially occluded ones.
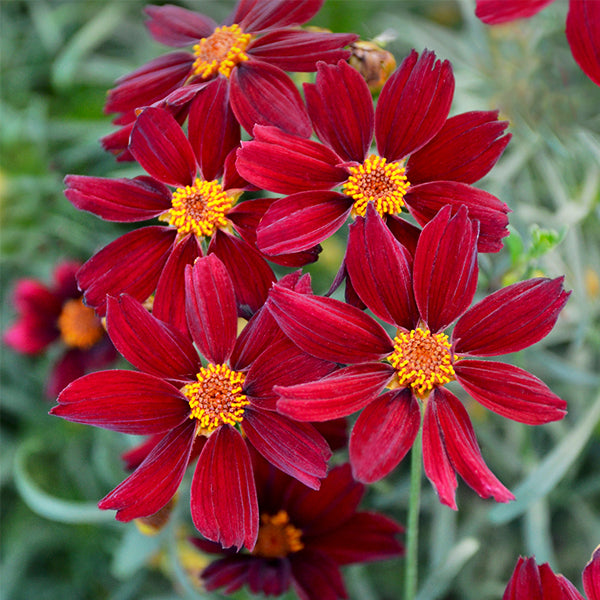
[503,547,600,599]
[50,255,335,549]
[3,260,116,397]
[236,51,511,267]
[475,0,600,87]
[192,454,404,600]
[102,0,357,159]
[266,205,570,508]
[67,106,312,330]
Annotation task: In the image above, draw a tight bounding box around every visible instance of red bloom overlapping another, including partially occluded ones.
[266,205,570,509]
[50,255,336,550]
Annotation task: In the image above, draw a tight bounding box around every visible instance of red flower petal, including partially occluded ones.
[502,556,545,600]
[230,61,311,137]
[256,191,352,255]
[475,0,554,24]
[413,205,479,333]
[350,388,421,483]
[129,107,197,187]
[276,362,395,421]
[190,425,259,550]
[234,0,323,31]
[64,175,172,222]
[46,349,86,398]
[51,370,189,434]
[106,294,198,381]
[566,0,600,87]
[583,545,600,600]
[184,254,237,364]
[236,125,347,194]
[202,556,256,594]
[455,360,567,424]
[98,420,195,520]
[453,277,570,356]
[304,60,373,162]
[406,110,511,185]
[346,205,418,329]
[144,4,217,47]
[242,408,330,489]
[385,214,421,256]
[375,49,454,161]
[267,286,394,363]
[290,549,347,600]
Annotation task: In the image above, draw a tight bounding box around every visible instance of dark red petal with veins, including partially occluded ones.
[230,61,311,137]
[413,205,479,333]
[453,277,570,356]
[455,360,567,424]
[304,60,374,162]
[78,227,176,315]
[350,388,421,483]
[346,205,418,329]
[566,0,600,87]
[407,110,511,185]
[385,213,422,256]
[257,191,352,255]
[236,125,347,194]
[475,0,554,24]
[502,557,544,600]
[267,286,394,363]
[64,175,172,222]
[98,420,195,520]
[184,254,237,364]
[129,107,197,187]
[583,545,600,600]
[375,49,454,161]
[51,370,189,434]
[106,294,198,381]
[291,549,347,600]
[242,408,330,489]
[144,4,217,47]
[276,362,395,421]
[191,425,259,550]
[234,0,323,31]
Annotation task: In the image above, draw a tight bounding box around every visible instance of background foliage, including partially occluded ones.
[1,1,599,599]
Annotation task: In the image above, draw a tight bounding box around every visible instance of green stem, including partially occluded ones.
[404,408,424,600]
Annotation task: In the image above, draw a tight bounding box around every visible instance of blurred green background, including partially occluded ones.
[1,1,599,599]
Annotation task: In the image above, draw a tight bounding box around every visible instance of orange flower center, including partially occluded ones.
[344,154,410,217]
[163,178,233,239]
[252,511,304,558]
[182,363,249,434]
[192,24,252,79]
[57,298,104,350]
[388,328,456,397]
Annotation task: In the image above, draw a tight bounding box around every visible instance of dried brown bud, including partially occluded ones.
[348,40,397,94]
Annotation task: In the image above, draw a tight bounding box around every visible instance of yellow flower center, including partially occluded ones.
[57,298,104,350]
[192,24,251,79]
[252,510,304,558]
[343,154,410,218]
[183,363,249,434]
[388,328,456,397]
[164,178,233,239]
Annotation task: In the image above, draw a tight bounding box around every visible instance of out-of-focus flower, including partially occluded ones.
[3,261,117,397]
[267,206,570,509]
[51,256,335,550]
[348,39,397,93]
[102,0,357,159]
[475,0,600,87]
[192,455,403,600]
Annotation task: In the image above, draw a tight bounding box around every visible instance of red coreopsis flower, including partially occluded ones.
[3,261,117,397]
[475,0,600,87]
[192,455,404,600]
[266,205,570,509]
[503,547,600,600]
[236,51,511,267]
[50,255,336,549]
[102,0,357,159]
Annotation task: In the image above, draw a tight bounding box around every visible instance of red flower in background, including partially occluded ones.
[475,0,600,87]
[51,256,335,550]
[3,261,116,397]
[103,0,357,159]
[193,455,403,600]
[266,206,570,509]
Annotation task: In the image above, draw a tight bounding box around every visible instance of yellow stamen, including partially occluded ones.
[163,178,233,239]
[192,24,251,79]
[182,363,249,434]
[252,510,304,558]
[388,328,456,397]
[57,298,104,350]
[344,154,410,217]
